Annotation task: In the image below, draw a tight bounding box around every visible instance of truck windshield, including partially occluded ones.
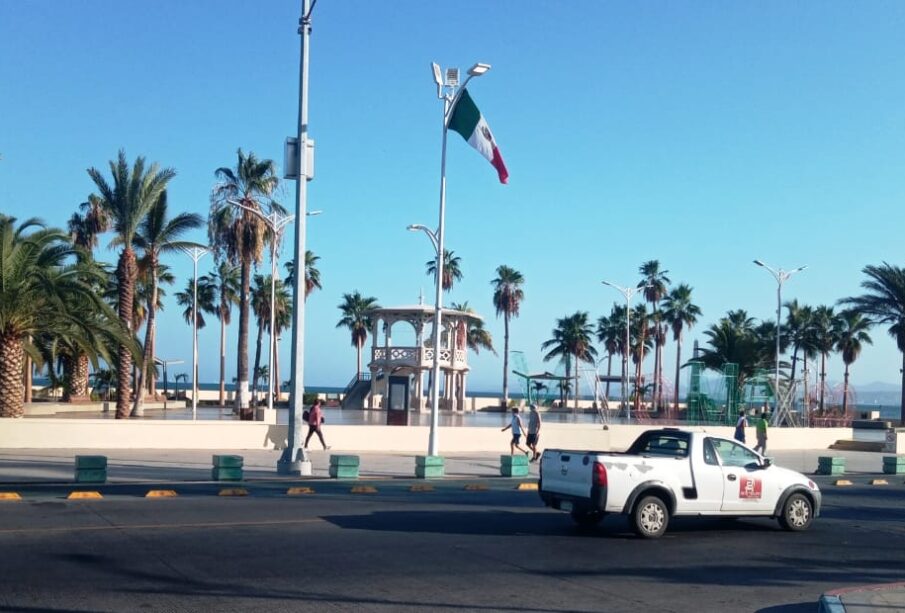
[627,431,690,458]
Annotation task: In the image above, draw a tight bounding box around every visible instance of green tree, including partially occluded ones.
[250,274,291,402]
[285,250,322,299]
[87,150,175,418]
[0,216,133,417]
[131,191,202,414]
[176,277,216,330]
[810,306,839,413]
[200,262,240,406]
[426,249,463,292]
[208,149,279,414]
[336,291,380,377]
[596,306,625,401]
[696,310,771,392]
[839,262,905,423]
[661,283,701,416]
[491,265,524,405]
[542,311,597,410]
[450,302,496,355]
[639,260,670,409]
[834,310,872,414]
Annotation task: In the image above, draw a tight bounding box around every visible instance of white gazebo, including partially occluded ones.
[367,304,481,412]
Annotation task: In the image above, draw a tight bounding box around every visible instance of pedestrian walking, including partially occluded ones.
[304,399,330,450]
[526,404,542,462]
[733,409,747,444]
[501,407,529,456]
[753,409,768,455]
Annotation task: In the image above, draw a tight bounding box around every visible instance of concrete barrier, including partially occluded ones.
[329,455,360,479]
[500,454,529,477]
[415,455,444,478]
[211,455,243,481]
[74,455,107,483]
[817,456,846,475]
[0,419,852,453]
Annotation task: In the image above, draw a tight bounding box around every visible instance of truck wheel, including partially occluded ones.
[778,493,813,531]
[632,495,669,538]
[570,509,604,528]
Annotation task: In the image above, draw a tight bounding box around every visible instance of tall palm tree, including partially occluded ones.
[0,216,133,417]
[784,300,811,384]
[542,311,597,410]
[840,262,905,423]
[200,261,240,405]
[639,260,670,409]
[491,265,524,406]
[208,149,279,415]
[130,192,202,415]
[426,249,463,292]
[810,306,838,413]
[250,274,291,401]
[87,150,175,418]
[336,291,380,377]
[285,250,322,299]
[661,283,701,416]
[176,277,216,330]
[596,307,624,401]
[834,310,872,414]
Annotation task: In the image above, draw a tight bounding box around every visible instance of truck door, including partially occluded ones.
[711,438,774,513]
[684,437,724,512]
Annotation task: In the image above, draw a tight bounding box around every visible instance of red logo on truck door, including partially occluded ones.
[739,476,762,499]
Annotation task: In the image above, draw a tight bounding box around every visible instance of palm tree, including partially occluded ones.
[450,302,496,355]
[285,251,322,299]
[200,262,240,405]
[130,192,202,415]
[0,216,133,417]
[426,249,463,292]
[810,306,838,413]
[336,291,380,377]
[840,262,905,423]
[834,310,872,414]
[696,310,772,393]
[87,150,175,418]
[784,300,811,384]
[596,307,624,401]
[542,311,598,410]
[176,278,216,330]
[250,274,291,401]
[208,149,279,415]
[639,260,670,409]
[661,284,701,416]
[491,265,524,406]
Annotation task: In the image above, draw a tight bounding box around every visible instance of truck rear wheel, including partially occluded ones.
[570,509,604,528]
[632,495,669,538]
[778,493,813,531]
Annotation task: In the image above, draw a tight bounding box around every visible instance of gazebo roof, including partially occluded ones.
[368,304,483,322]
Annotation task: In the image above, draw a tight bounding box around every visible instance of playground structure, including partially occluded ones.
[685,360,858,427]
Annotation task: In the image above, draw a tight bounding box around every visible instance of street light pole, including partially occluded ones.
[753,260,807,421]
[602,281,647,424]
[419,61,491,457]
[278,0,315,475]
[181,246,208,420]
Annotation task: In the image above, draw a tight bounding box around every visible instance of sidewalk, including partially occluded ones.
[0,447,894,484]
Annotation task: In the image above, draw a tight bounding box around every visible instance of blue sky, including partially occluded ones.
[3,1,905,395]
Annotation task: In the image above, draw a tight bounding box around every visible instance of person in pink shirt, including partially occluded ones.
[304,400,330,450]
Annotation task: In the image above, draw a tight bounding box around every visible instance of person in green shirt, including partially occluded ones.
[754,409,769,455]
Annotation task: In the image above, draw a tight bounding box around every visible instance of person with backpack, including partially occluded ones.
[304,399,330,450]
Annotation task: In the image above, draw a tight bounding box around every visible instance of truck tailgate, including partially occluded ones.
[540,450,594,499]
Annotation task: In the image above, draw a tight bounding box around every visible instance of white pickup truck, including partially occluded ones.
[539,428,821,538]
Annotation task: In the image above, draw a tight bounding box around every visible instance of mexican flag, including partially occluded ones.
[448,88,509,184]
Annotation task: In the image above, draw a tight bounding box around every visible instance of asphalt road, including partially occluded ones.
[0,477,903,613]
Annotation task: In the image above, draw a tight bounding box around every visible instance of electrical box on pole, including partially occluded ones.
[283,137,315,181]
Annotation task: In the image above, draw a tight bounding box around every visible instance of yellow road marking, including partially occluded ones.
[409,484,434,492]
[0,492,22,501]
[516,483,538,491]
[870,479,889,486]
[464,484,489,491]
[218,488,249,496]
[834,479,853,486]
[287,487,315,495]
[67,491,103,500]
[351,486,377,494]
[145,490,178,498]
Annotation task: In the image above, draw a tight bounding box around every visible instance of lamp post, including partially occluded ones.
[181,246,208,420]
[753,260,807,420]
[601,280,648,424]
[414,61,491,457]
[278,0,316,475]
